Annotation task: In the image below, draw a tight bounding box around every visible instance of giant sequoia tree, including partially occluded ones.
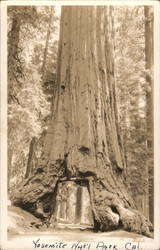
[13,6,153,236]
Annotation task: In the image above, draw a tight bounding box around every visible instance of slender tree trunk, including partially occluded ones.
[8,16,21,102]
[129,82,150,218]
[13,6,153,237]
[25,137,36,179]
[7,148,13,192]
[41,7,54,80]
[144,6,154,224]
[8,16,21,190]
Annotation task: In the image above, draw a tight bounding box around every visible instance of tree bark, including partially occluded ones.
[13,6,153,237]
[8,148,13,193]
[8,15,21,103]
[25,137,36,179]
[144,6,154,224]
[8,15,21,192]
[41,7,54,80]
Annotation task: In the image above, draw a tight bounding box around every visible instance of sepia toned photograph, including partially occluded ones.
[0,1,160,250]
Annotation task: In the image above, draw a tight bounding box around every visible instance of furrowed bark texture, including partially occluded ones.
[13,6,153,236]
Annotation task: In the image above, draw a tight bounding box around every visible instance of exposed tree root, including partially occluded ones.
[12,166,59,218]
[116,205,153,237]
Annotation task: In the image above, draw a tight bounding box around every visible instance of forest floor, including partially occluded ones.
[7,206,154,250]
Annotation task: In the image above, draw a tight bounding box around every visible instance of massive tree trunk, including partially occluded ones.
[13,6,153,237]
[144,6,154,224]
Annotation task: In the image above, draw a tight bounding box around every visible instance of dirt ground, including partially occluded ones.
[6,206,154,250]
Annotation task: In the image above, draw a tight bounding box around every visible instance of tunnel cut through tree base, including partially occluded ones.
[50,178,94,229]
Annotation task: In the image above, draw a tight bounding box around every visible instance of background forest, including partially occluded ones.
[7,5,153,224]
